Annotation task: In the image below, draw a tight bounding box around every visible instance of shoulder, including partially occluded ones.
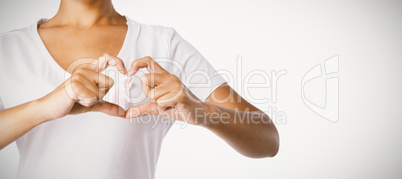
[0,25,33,42]
[126,17,175,39]
[0,23,37,64]
[0,24,36,57]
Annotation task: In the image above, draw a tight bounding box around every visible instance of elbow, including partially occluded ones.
[267,136,280,158]
[246,112,280,158]
[261,136,280,158]
[241,132,280,159]
[268,131,280,157]
[256,124,280,158]
[242,144,279,159]
[266,127,280,158]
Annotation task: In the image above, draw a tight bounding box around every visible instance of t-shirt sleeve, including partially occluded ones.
[0,97,4,111]
[168,28,226,102]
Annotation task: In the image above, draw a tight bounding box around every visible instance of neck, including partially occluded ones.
[51,0,124,28]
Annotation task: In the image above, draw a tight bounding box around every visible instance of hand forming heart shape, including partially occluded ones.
[52,54,206,125]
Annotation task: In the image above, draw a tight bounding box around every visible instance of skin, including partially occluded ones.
[0,0,279,158]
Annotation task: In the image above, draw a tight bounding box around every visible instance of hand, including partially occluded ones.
[125,56,210,125]
[37,53,127,121]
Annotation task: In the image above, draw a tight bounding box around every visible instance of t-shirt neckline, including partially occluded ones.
[30,16,131,78]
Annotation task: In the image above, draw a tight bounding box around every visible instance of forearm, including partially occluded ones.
[0,100,46,149]
[198,103,279,158]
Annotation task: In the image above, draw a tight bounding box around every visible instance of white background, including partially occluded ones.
[1,0,401,178]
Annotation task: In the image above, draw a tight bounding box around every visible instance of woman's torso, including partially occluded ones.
[0,17,175,179]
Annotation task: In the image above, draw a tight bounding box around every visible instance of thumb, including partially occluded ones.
[91,101,126,118]
[125,102,159,119]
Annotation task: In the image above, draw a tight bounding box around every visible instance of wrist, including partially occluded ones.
[33,97,54,123]
[196,102,222,127]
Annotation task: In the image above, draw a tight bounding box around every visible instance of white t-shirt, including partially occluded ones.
[0,17,225,179]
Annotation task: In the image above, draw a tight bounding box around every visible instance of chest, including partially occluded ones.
[38,26,127,73]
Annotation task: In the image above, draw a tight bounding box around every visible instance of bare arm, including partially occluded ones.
[203,84,279,158]
[0,54,126,150]
[126,57,279,158]
[0,100,47,150]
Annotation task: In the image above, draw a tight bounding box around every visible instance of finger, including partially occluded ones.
[147,87,169,103]
[67,81,98,107]
[90,71,114,89]
[140,73,169,99]
[141,73,170,88]
[147,84,182,107]
[73,74,101,99]
[155,91,182,107]
[80,73,114,101]
[76,69,114,97]
[90,101,126,118]
[71,69,100,96]
[87,53,127,75]
[68,69,115,103]
[128,56,168,76]
[125,102,160,119]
